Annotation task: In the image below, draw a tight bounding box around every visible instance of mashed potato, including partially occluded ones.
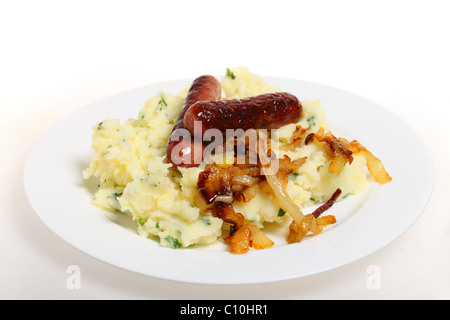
[83,66,369,249]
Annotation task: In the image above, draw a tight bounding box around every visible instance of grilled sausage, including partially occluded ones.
[166,75,221,168]
[183,92,302,135]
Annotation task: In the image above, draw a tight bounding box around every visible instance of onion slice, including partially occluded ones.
[349,140,392,184]
[232,175,261,186]
[256,129,305,226]
[263,166,304,226]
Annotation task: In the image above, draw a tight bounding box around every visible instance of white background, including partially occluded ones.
[1,0,449,299]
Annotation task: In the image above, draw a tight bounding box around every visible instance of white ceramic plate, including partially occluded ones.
[23,77,434,285]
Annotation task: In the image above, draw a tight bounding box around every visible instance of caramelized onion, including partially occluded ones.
[256,130,305,226]
[312,188,342,218]
[227,222,274,254]
[214,195,234,203]
[349,140,392,184]
[197,165,235,204]
[234,184,259,202]
[210,201,244,232]
[314,128,353,174]
[232,175,261,186]
[287,213,336,243]
[280,125,309,151]
[227,222,252,254]
[263,166,304,226]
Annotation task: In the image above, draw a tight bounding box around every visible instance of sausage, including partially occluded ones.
[168,137,205,168]
[183,92,302,135]
[166,75,221,168]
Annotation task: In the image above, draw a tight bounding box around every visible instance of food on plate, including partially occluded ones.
[83,66,391,254]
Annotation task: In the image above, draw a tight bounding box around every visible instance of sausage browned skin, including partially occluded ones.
[166,75,221,168]
[183,92,302,135]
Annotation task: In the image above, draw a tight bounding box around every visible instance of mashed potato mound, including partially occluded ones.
[83,66,369,249]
